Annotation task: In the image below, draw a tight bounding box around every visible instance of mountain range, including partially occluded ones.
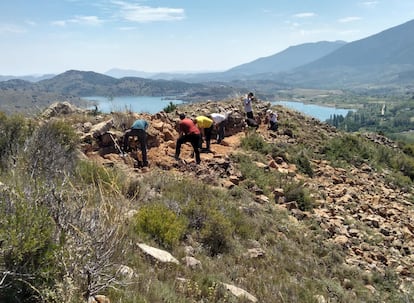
[1,18,414,98]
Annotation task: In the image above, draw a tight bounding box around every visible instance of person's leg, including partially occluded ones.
[138,130,148,165]
[175,135,188,159]
[123,129,132,151]
[247,111,254,119]
[175,136,184,160]
[205,126,213,150]
[218,122,225,142]
[189,134,201,164]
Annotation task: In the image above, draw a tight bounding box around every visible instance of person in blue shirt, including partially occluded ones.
[123,119,149,167]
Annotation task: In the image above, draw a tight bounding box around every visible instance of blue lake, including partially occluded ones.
[83,96,353,121]
[83,96,184,114]
[271,101,354,122]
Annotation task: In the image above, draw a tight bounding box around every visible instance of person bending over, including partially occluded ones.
[194,115,214,152]
[175,113,201,164]
[123,119,149,167]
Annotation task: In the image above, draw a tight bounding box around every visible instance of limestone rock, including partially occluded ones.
[88,295,110,303]
[221,282,258,302]
[138,243,179,264]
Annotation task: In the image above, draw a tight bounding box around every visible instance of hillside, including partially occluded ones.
[167,19,414,89]
[276,19,414,88]
[0,70,242,114]
[223,41,347,76]
[1,98,414,302]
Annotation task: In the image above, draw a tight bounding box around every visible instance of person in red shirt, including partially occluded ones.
[175,113,201,164]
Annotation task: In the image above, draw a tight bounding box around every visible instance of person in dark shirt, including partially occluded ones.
[175,113,201,164]
[123,119,149,167]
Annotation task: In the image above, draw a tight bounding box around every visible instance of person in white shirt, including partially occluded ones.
[266,109,278,131]
[243,92,255,119]
[210,111,231,143]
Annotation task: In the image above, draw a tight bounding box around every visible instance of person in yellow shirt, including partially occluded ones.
[193,115,214,152]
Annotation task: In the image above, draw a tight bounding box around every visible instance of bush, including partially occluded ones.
[75,160,127,195]
[0,187,59,302]
[0,113,33,170]
[200,211,234,256]
[23,120,79,180]
[163,101,178,113]
[241,133,271,154]
[293,149,314,177]
[134,203,187,249]
[284,181,313,211]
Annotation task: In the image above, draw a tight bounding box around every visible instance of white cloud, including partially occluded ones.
[360,1,378,8]
[52,15,104,27]
[25,20,37,27]
[51,20,67,27]
[293,12,316,18]
[118,26,136,31]
[71,15,104,25]
[338,16,362,23]
[0,24,26,34]
[112,0,185,23]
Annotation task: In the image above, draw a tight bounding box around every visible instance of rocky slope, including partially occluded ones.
[45,97,414,296]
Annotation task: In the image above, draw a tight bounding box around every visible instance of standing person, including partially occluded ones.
[194,115,214,152]
[123,119,149,167]
[266,109,278,131]
[244,92,255,119]
[175,113,201,164]
[210,111,230,144]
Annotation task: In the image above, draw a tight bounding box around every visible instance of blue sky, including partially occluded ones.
[1,0,413,75]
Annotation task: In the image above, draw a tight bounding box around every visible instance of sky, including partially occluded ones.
[1,0,414,76]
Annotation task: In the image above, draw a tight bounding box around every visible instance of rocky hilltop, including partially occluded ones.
[40,98,414,301]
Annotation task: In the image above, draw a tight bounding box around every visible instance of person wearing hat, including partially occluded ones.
[266,109,278,131]
[175,113,201,164]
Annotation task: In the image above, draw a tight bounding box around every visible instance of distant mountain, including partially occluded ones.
[278,19,414,88]
[0,74,55,82]
[32,69,206,97]
[0,70,242,114]
[105,68,156,79]
[164,41,347,83]
[171,19,414,89]
[225,41,347,76]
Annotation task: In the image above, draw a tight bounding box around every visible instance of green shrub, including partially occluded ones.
[321,134,371,166]
[0,113,33,170]
[200,210,234,256]
[284,181,313,211]
[76,160,126,193]
[23,120,79,180]
[163,101,178,113]
[134,203,187,249]
[232,153,280,196]
[241,133,271,154]
[0,190,59,302]
[293,149,314,177]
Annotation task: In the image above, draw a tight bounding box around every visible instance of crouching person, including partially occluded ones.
[123,119,149,167]
[266,109,278,131]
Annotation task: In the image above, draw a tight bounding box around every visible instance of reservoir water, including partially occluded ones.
[83,96,353,122]
[83,96,184,114]
[272,101,353,122]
